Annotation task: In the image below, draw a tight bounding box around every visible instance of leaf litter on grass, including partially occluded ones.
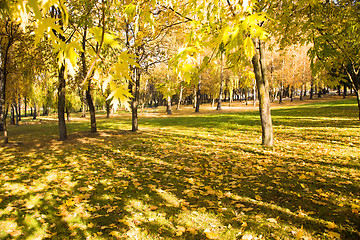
[0,98,359,239]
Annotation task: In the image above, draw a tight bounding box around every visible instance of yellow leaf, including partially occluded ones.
[176,226,186,236]
[243,37,255,58]
[88,223,94,228]
[255,195,262,201]
[295,229,303,239]
[299,174,307,180]
[204,229,219,239]
[241,222,248,227]
[327,222,336,229]
[328,231,340,239]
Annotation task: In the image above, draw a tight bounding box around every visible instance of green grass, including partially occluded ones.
[0,98,359,239]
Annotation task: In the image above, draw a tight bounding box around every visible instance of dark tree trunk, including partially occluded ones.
[0,30,13,136]
[24,96,27,117]
[310,79,314,99]
[300,84,304,100]
[30,107,33,116]
[217,53,224,110]
[343,82,347,99]
[131,67,140,131]
[58,63,67,141]
[193,85,197,108]
[18,96,21,121]
[105,100,111,118]
[66,107,70,122]
[356,91,360,121]
[251,39,273,146]
[195,80,201,113]
[278,84,283,104]
[337,85,341,96]
[86,88,97,133]
[33,104,37,120]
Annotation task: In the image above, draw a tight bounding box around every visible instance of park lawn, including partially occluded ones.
[0,97,359,239]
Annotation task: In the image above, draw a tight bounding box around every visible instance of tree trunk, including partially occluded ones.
[356,91,360,121]
[217,53,224,110]
[66,107,70,122]
[0,34,12,135]
[177,85,183,110]
[290,86,294,102]
[278,83,283,104]
[18,96,21,121]
[245,89,248,105]
[81,91,87,117]
[300,84,304,100]
[310,78,314,99]
[10,104,15,125]
[14,102,19,125]
[166,95,172,115]
[251,39,273,147]
[343,82,347,99]
[3,105,8,143]
[195,80,201,113]
[24,96,27,117]
[106,100,111,118]
[86,87,97,133]
[193,85,197,108]
[131,67,140,131]
[33,103,37,120]
[58,63,67,141]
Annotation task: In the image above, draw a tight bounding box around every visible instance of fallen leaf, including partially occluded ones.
[326,222,336,229]
[204,229,219,239]
[328,231,340,239]
[176,226,186,236]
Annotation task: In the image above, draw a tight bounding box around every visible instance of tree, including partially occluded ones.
[0,17,22,143]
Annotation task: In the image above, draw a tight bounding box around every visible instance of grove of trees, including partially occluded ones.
[1,0,359,146]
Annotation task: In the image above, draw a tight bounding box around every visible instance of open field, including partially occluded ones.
[0,96,359,239]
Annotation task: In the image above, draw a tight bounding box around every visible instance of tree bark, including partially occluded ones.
[310,78,314,99]
[251,39,274,146]
[166,95,172,114]
[58,63,67,141]
[217,53,224,110]
[24,96,27,117]
[177,85,183,110]
[86,87,97,133]
[18,96,21,121]
[106,100,111,118]
[131,67,140,131]
[33,103,37,120]
[195,80,201,113]
[343,82,347,99]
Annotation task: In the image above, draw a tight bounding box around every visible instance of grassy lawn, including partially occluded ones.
[0,97,359,239]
